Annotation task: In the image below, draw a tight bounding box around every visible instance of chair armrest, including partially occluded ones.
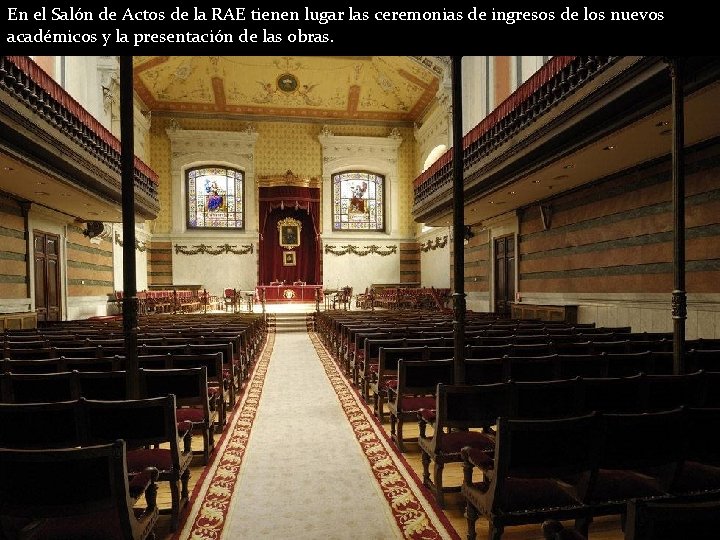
[177,420,193,453]
[461,445,495,485]
[129,466,160,511]
[417,408,436,438]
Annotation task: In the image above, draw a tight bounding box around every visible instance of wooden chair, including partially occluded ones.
[582,408,686,525]
[670,406,720,498]
[464,357,506,385]
[139,367,216,464]
[332,286,353,310]
[418,383,510,508]
[171,352,228,429]
[371,346,429,421]
[643,371,705,412]
[358,337,405,401]
[1,371,75,403]
[605,351,653,377]
[2,357,63,374]
[0,440,159,540]
[624,497,720,540]
[504,354,559,382]
[387,359,454,452]
[81,395,193,531]
[0,400,81,449]
[556,354,608,379]
[512,378,583,419]
[74,370,128,400]
[580,374,645,414]
[461,413,600,540]
[223,287,238,312]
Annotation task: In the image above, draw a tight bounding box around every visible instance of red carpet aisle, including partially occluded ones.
[178,325,459,539]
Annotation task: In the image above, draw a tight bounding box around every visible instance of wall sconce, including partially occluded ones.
[463,225,474,245]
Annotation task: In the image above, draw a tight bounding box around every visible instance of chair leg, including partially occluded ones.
[466,501,479,540]
[390,413,403,452]
[395,415,406,453]
[421,450,431,487]
[434,460,446,508]
[169,479,181,531]
[488,522,504,540]
[374,392,385,422]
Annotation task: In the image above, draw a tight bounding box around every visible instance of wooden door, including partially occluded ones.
[34,231,61,322]
[493,235,515,318]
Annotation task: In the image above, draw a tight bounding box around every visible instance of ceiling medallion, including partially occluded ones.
[277,73,298,93]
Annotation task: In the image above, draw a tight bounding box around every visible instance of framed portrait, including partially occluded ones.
[278,217,302,248]
[283,251,296,266]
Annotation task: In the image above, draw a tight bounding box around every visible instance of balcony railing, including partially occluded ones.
[0,56,158,203]
[413,56,618,207]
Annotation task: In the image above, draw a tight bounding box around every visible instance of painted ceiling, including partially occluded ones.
[133,56,443,123]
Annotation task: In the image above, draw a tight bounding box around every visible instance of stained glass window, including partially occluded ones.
[332,171,385,231]
[186,166,244,229]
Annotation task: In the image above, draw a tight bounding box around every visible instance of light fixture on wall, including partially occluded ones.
[463,225,475,245]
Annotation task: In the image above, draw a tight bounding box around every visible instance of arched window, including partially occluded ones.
[423,144,447,172]
[332,171,385,231]
[186,166,244,229]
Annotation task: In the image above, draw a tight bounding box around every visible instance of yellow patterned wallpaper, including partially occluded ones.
[148,117,415,237]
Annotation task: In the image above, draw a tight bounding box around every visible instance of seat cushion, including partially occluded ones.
[398,395,435,411]
[673,461,720,494]
[588,469,667,504]
[176,408,206,424]
[126,448,174,473]
[500,478,584,514]
[439,431,495,455]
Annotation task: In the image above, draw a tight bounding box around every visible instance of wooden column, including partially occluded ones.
[120,56,139,398]
[451,56,466,385]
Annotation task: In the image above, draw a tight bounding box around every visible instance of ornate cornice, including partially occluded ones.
[318,132,403,165]
[166,125,258,155]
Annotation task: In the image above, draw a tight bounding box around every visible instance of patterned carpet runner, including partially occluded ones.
[177,326,459,539]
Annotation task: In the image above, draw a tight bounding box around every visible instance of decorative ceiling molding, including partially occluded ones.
[133,56,441,124]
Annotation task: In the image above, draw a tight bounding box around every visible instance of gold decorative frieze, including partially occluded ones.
[324,245,397,257]
[420,235,448,252]
[174,243,254,256]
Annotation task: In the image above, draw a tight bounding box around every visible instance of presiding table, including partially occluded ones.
[256,284,322,303]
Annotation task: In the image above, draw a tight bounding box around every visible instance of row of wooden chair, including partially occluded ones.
[415,371,720,507]
[1,352,229,429]
[0,440,159,540]
[0,395,193,532]
[459,405,720,539]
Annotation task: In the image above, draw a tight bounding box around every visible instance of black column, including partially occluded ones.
[120,56,139,398]
[667,57,686,375]
[451,56,466,384]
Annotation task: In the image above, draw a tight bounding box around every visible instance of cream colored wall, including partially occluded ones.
[148,117,416,290]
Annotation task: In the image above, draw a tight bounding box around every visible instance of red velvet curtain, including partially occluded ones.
[259,187,320,285]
